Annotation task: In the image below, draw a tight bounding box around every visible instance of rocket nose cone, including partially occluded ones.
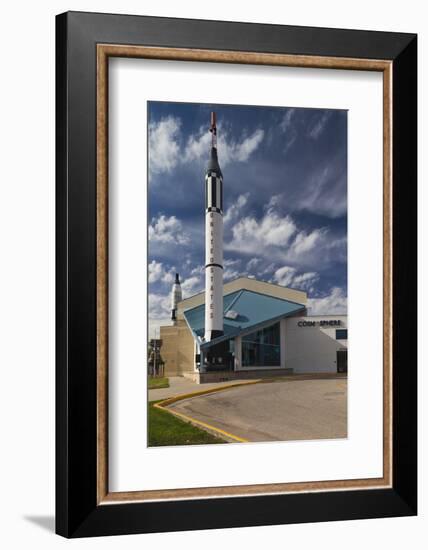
[175,273,180,284]
[207,147,222,176]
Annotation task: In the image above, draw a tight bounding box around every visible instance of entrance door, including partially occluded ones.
[336,349,348,373]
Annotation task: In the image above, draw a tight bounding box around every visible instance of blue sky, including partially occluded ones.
[148,101,347,336]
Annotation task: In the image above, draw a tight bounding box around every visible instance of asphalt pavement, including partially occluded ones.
[167,378,347,442]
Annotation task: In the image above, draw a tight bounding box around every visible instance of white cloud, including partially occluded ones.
[246,257,261,271]
[148,116,181,174]
[308,111,332,140]
[279,109,298,154]
[148,260,163,283]
[224,258,240,267]
[225,199,345,269]
[265,194,282,211]
[184,127,211,163]
[148,214,189,245]
[223,258,241,280]
[280,109,296,133]
[223,193,249,225]
[148,116,264,177]
[273,266,319,291]
[181,275,203,297]
[149,292,170,319]
[307,287,347,315]
[293,271,319,287]
[226,207,297,254]
[259,263,277,277]
[291,228,326,255]
[273,266,296,287]
[233,129,265,162]
[148,292,171,339]
[223,267,240,281]
[298,165,347,218]
[190,265,204,276]
[148,260,174,284]
[184,126,264,167]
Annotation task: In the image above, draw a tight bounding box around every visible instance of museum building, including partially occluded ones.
[160,276,348,384]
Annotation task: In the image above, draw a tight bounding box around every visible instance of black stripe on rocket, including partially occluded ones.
[205,174,223,213]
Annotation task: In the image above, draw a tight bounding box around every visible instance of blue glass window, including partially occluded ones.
[242,323,280,367]
[336,329,348,340]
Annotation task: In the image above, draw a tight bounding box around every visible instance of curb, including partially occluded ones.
[153,380,261,443]
[155,379,261,408]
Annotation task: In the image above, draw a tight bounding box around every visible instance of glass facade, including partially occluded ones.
[242,322,281,367]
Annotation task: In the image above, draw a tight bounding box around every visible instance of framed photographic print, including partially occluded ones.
[56,11,417,538]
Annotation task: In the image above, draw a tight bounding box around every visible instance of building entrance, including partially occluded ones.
[336,349,348,373]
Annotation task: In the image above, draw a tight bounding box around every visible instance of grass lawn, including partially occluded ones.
[148,401,226,446]
[148,376,170,389]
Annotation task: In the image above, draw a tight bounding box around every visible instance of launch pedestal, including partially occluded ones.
[198,340,234,374]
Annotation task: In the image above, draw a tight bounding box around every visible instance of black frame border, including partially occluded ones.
[56,11,417,538]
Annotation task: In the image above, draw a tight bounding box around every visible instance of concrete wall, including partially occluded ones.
[284,315,348,373]
[160,320,195,376]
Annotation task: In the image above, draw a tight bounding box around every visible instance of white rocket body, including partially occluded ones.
[170,273,182,325]
[204,116,224,342]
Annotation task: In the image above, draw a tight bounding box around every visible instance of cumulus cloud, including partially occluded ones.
[291,228,326,255]
[181,275,203,297]
[226,206,297,255]
[293,271,319,288]
[148,116,181,174]
[190,265,204,276]
[184,125,264,167]
[148,292,170,319]
[223,193,249,225]
[225,198,346,269]
[273,266,296,287]
[223,260,241,281]
[265,195,282,211]
[148,260,174,284]
[260,263,277,276]
[223,269,240,281]
[148,116,264,178]
[246,257,261,271]
[148,292,171,338]
[183,126,211,163]
[148,214,189,245]
[307,287,347,315]
[232,129,265,162]
[273,266,319,291]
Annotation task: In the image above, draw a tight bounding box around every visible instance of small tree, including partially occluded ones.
[148,339,164,377]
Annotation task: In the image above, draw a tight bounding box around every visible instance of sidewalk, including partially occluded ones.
[148,376,252,402]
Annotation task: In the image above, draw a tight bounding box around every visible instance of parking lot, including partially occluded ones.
[167,378,347,442]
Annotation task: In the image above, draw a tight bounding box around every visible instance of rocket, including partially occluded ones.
[204,112,224,341]
[170,273,182,324]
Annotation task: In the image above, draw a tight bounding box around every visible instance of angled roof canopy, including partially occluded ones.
[183,289,305,350]
[178,276,307,315]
